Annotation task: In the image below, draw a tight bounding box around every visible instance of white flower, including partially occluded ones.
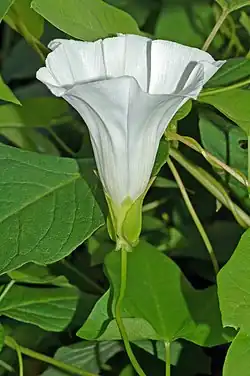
[36,35,224,247]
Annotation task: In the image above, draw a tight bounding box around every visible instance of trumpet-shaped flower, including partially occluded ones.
[37,34,225,249]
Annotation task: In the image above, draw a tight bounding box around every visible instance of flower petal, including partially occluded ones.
[63,77,188,204]
[149,40,225,95]
[37,39,106,95]
[42,36,151,93]
[102,34,151,91]
[201,60,226,83]
[36,67,65,96]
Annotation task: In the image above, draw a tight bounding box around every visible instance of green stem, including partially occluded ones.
[164,342,171,376]
[167,132,248,188]
[5,337,23,376]
[115,248,146,376]
[4,336,97,376]
[169,148,250,228]
[200,76,250,97]
[202,8,229,51]
[0,359,15,372]
[15,18,47,61]
[167,157,219,275]
[0,280,15,304]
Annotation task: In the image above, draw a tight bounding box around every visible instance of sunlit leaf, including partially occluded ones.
[0,75,20,105]
[0,144,104,274]
[0,285,79,331]
[216,0,250,12]
[31,0,140,41]
[41,341,121,376]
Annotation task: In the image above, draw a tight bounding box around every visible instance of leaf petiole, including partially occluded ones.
[4,336,96,376]
[164,342,171,376]
[114,248,146,376]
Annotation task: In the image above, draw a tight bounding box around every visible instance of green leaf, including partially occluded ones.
[153,176,178,189]
[77,290,160,341]
[240,11,250,34]
[0,285,79,331]
[0,75,20,105]
[171,100,192,126]
[1,39,41,82]
[0,0,15,21]
[0,98,71,128]
[151,138,169,177]
[218,229,250,375]
[199,89,250,135]
[0,325,4,352]
[119,365,134,376]
[0,322,47,375]
[41,341,121,376]
[108,242,232,345]
[88,226,113,266]
[0,145,104,274]
[31,0,140,41]
[222,331,250,376]
[106,0,153,27]
[77,291,111,339]
[80,242,230,345]
[155,1,223,48]
[198,109,248,202]
[1,128,60,156]
[96,318,160,341]
[216,0,250,12]
[4,0,44,39]
[206,58,250,88]
[8,264,69,286]
[218,229,250,332]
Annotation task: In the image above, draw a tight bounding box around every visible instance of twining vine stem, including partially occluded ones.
[169,148,250,228]
[0,360,14,372]
[14,16,47,61]
[200,76,250,97]
[115,248,146,376]
[167,131,249,188]
[4,336,96,376]
[202,8,229,51]
[167,157,219,275]
[0,280,15,304]
[5,337,23,376]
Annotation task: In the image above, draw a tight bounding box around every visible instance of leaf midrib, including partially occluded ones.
[1,293,77,311]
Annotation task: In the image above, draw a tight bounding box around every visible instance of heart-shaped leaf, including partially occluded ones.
[31,0,140,41]
[0,144,104,274]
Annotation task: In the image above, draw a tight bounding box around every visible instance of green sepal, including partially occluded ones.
[105,195,137,251]
[121,196,143,248]
[105,177,156,251]
[106,198,117,243]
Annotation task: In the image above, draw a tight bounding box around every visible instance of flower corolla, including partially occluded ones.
[37,34,225,249]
